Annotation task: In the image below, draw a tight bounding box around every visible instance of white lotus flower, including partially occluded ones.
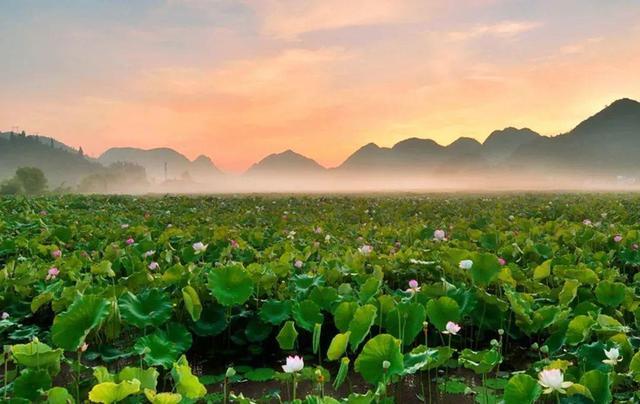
[1,312,9,320]
[538,369,573,394]
[603,347,622,366]
[192,242,208,254]
[442,321,461,335]
[433,229,446,241]
[359,245,373,255]
[282,355,304,373]
[459,259,473,270]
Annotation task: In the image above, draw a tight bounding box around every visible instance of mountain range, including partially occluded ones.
[2,97,640,190]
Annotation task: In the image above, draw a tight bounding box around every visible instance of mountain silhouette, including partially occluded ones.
[246,149,325,175]
[98,147,220,182]
[2,97,640,190]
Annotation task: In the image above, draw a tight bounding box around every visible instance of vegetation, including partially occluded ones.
[1,194,640,403]
[0,167,48,195]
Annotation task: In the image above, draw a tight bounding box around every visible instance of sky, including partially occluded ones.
[1,0,639,172]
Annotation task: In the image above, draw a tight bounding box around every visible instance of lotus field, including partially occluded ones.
[3,194,640,403]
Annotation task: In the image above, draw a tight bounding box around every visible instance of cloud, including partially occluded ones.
[247,0,421,38]
[448,20,541,41]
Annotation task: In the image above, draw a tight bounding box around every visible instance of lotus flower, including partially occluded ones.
[230,239,239,249]
[407,279,420,293]
[148,261,159,271]
[442,321,461,335]
[51,249,62,259]
[433,229,446,241]
[121,224,129,229]
[294,260,303,269]
[192,242,208,253]
[46,267,60,280]
[282,355,304,373]
[603,347,622,366]
[498,257,506,266]
[459,259,473,270]
[39,210,47,216]
[80,343,89,352]
[126,238,135,245]
[143,250,155,258]
[359,245,373,255]
[582,219,592,226]
[314,226,323,234]
[1,312,9,320]
[613,234,623,243]
[538,369,572,394]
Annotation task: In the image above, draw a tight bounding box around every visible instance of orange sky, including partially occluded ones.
[1,0,639,172]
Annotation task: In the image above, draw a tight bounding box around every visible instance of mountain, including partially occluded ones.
[246,150,326,176]
[510,98,640,173]
[0,132,103,186]
[98,147,221,182]
[481,127,542,163]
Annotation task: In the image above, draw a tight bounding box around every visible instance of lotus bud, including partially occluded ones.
[382,360,391,370]
[226,367,236,378]
[498,328,504,336]
[540,345,549,354]
[531,342,539,350]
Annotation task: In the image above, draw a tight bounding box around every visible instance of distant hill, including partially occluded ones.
[0,132,103,187]
[510,98,640,174]
[98,147,221,182]
[246,150,326,176]
[481,127,542,163]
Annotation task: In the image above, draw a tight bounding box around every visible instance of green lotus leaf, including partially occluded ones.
[88,379,141,404]
[333,301,359,333]
[144,389,182,404]
[293,299,324,331]
[576,341,609,372]
[245,317,272,343]
[458,348,502,374]
[566,315,596,345]
[327,331,351,361]
[259,300,292,325]
[13,369,52,401]
[629,350,640,381]
[276,320,299,350]
[52,294,110,351]
[470,252,500,286]
[208,264,254,307]
[11,339,63,374]
[532,259,551,281]
[401,345,442,375]
[244,368,276,382]
[595,281,626,307]
[358,277,381,303]
[503,374,542,404]
[171,355,207,400]
[348,304,377,350]
[165,322,193,352]
[354,334,404,385]
[91,261,115,277]
[134,332,181,369]
[426,296,461,331]
[182,285,202,322]
[119,289,172,329]
[559,279,580,306]
[47,387,75,404]
[309,286,339,311]
[579,370,611,404]
[118,366,159,391]
[192,304,228,336]
[384,302,426,346]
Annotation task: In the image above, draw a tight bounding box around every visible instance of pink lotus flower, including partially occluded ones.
[614,235,623,243]
[39,210,47,216]
[442,321,461,335]
[498,257,506,266]
[294,260,303,269]
[358,245,373,255]
[126,238,135,245]
[582,219,592,226]
[314,226,323,234]
[148,261,159,270]
[51,250,62,259]
[80,343,89,352]
[407,279,421,293]
[46,267,60,280]
[230,239,239,249]
[633,243,639,251]
[433,229,446,241]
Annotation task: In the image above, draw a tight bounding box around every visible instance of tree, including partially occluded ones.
[78,146,84,157]
[0,179,23,195]
[14,167,47,195]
